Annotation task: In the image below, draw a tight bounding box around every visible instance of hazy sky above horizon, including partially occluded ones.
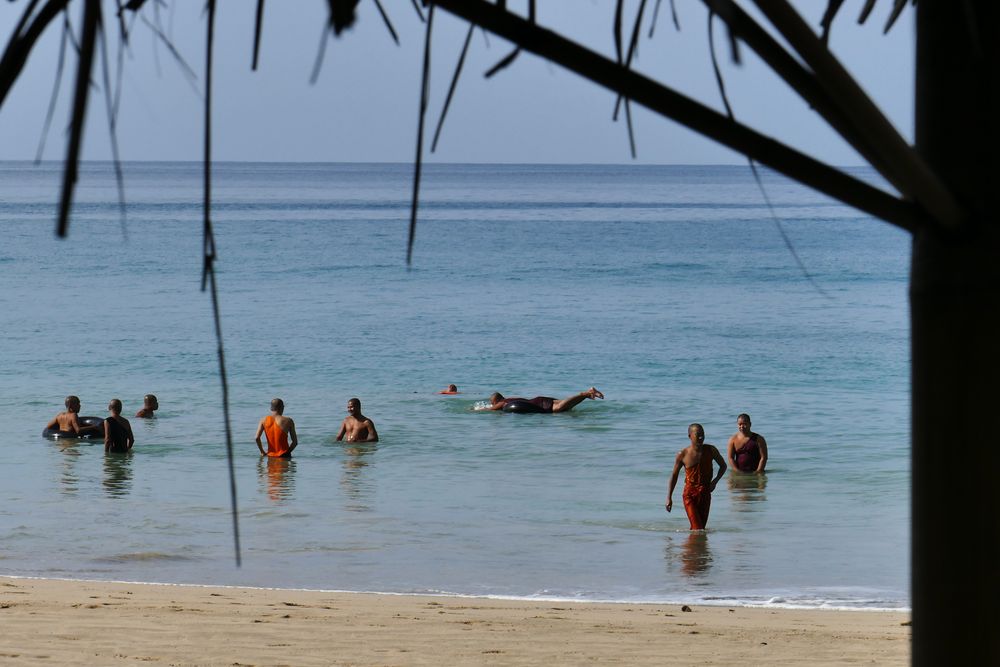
[0,1,915,165]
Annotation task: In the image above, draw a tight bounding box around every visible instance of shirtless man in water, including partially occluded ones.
[135,394,158,418]
[477,387,604,413]
[45,395,101,436]
[336,398,379,443]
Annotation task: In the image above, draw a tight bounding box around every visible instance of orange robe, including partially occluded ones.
[682,450,715,530]
[263,415,291,457]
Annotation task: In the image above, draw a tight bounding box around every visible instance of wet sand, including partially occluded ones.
[0,576,909,665]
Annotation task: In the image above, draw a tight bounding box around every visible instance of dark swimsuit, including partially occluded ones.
[105,417,130,452]
[501,397,555,414]
[733,435,760,472]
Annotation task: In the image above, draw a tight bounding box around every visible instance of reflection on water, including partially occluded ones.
[728,472,768,510]
[341,443,377,512]
[257,456,296,503]
[102,451,133,498]
[681,531,712,577]
[53,440,82,495]
[665,531,713,578]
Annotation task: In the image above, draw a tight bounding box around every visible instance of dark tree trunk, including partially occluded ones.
[913,1,1000,663]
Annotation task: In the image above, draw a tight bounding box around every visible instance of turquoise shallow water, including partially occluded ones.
[0,161,910,608]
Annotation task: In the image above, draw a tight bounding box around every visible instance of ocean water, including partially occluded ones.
[0,161,910,609]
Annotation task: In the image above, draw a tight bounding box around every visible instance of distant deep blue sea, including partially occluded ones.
[0,161,910,609]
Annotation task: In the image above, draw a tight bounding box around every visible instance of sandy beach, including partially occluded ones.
[0,576,909,666]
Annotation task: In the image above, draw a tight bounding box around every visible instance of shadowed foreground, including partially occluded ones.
[1,577,909,666]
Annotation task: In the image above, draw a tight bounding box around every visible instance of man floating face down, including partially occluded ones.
[478,387,604,413]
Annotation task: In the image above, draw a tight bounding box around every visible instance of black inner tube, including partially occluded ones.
[502,399,548,414]
[42,415,104,439]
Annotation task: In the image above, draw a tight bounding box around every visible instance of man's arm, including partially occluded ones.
[125,420,135,450]
[756,435,768,473]
[103,419,111,452]
[666,453,683,512]
[364,419,378,443]
[335,419,347,442]
[45,414,60,430]
[710,446,728,491]
[254,419,267,455]
[287,419,298,453]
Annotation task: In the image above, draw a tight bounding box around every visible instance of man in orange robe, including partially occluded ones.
[666,423,727,530]
[255,398,298,457]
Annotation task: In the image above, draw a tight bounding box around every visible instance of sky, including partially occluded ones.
[0,1,915,165]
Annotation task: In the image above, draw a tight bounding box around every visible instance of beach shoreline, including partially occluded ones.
[1,575,910,665]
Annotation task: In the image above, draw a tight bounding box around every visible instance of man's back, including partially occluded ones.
[262,414,294,456]
[255,398,298,457]
[51,411,80,433]
[268,414,294,433]
[105,415,133,452]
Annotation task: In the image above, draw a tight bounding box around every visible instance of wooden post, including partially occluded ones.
[912,1,1000,662]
